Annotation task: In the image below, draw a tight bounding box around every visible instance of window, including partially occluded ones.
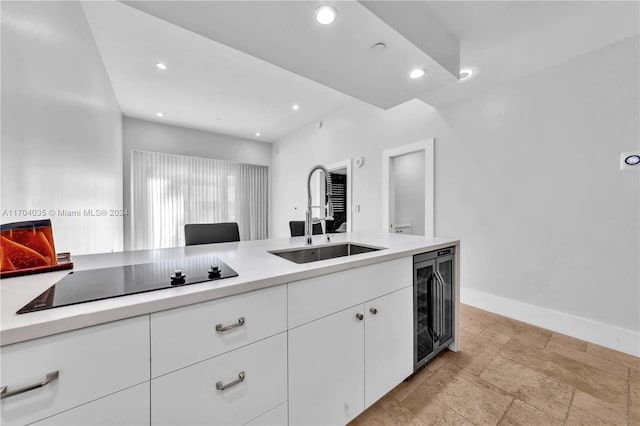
[131,150,268,249]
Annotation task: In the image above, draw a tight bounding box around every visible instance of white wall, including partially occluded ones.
[1,1,123,255]
[271,98,440,238]
[392,151,425,236]
[435,35,639,354]
[273,36,640,354]
[122,117,272,250]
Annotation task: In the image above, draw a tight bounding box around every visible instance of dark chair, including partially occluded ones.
[289,221,322,237]
[184,222,240,246]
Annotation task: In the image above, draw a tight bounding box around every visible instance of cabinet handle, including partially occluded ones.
[216,317,245,332]
[369,308,378,315]
[1,370,59,400]
[355,313,364,321]
[216,371,245,391]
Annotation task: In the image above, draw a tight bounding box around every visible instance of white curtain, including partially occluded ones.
[131,150,268,250]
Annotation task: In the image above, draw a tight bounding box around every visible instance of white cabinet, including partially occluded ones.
[288,306,365,425]
[288,257,412,328]
[151,285,287,377]
[32,383,150,426]
[288,285,413,425]
[245,402,287,426]
[0,316,150,426]
[151,332,287,426]
[364,286,413,408]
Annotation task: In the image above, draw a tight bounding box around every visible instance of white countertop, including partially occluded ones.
[0,232,458,346]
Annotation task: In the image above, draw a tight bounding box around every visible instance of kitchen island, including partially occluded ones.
[1,232,459,426]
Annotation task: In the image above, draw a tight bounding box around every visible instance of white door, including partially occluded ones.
[288,305,365,425]
[382,139,434,237]
[364,286,414,408]
[391,151,425,235]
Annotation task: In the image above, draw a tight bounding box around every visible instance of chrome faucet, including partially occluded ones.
[306,165,334,245]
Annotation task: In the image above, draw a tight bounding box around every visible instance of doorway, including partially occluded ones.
[382,139,434,237]
[313,159,353,233]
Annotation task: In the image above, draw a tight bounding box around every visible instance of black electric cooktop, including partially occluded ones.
[17,256,238,314]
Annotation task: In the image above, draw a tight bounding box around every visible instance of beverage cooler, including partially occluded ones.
[413,247,455,370]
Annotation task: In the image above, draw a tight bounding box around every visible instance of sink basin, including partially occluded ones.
[270,243,385,264]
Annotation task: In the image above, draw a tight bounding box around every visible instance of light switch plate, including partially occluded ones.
[620,151,640,171]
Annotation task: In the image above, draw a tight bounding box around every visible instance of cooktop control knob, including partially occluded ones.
[171,269,186,285]
[208,265,221,279]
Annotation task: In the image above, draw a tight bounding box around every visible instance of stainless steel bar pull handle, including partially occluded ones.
[1,370,59,399]
[436,270,446,339]
[216,371,245,391]
[216,317,245,332]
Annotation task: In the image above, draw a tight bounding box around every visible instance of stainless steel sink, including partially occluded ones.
[270,243,385,264]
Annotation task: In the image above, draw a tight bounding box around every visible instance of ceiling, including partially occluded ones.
[82,1,639,143]
[420,1,640,106]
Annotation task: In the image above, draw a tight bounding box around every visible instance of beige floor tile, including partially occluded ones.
[461,320,486,336]
[547,332,588,352]
[586,343,640,371]
[350,393,419,426]
[546,340,629,379]
[460,304,499,327]
[433,408,476,426]
[489,317,551,349]
[498,399,563,426]
[425,363,513,425]
[566,405,626,425]
[391,366,438,403]
[570,389,627,425]
[479,327,512,346]
[499,338,629,409]
[480,355,572,420]
[440,333,501,376]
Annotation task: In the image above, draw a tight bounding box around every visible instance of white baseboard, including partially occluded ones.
[460,288,640,357]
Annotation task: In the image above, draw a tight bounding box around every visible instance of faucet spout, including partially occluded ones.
[306,165,334,245]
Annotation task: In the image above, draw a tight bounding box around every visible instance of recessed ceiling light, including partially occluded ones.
[156,62,167,71]
[459,68,475,80]
[409,68,426,79]
[255,132,261,137]
[292,104,300,110]
[625,154,640,165]
[314,5,337,25]
[156,112,163,117]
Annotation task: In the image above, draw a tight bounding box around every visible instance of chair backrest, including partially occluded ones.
[184,222,240,246]
[289,221,322,237]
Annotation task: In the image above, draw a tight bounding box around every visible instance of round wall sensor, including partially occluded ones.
[354,156,364,168]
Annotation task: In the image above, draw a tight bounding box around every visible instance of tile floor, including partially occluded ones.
[350,304,640,426]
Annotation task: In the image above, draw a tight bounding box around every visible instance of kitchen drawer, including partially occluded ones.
[245,402,287,426]
[0,316,150,426]
[151,332,287,425]
[32,382,150,426]
[288,256,412,328]
[151,284,286,377]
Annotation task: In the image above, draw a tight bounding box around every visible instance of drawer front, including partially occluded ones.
[245,402,287,426]
[288,256,412,328]
[151,285,287,377]
[151,332,287,426]
[32,383,150,426]
[0,316,150,426]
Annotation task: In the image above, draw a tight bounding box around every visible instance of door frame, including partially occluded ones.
[314,159,353,233]
[382,139,434,237]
